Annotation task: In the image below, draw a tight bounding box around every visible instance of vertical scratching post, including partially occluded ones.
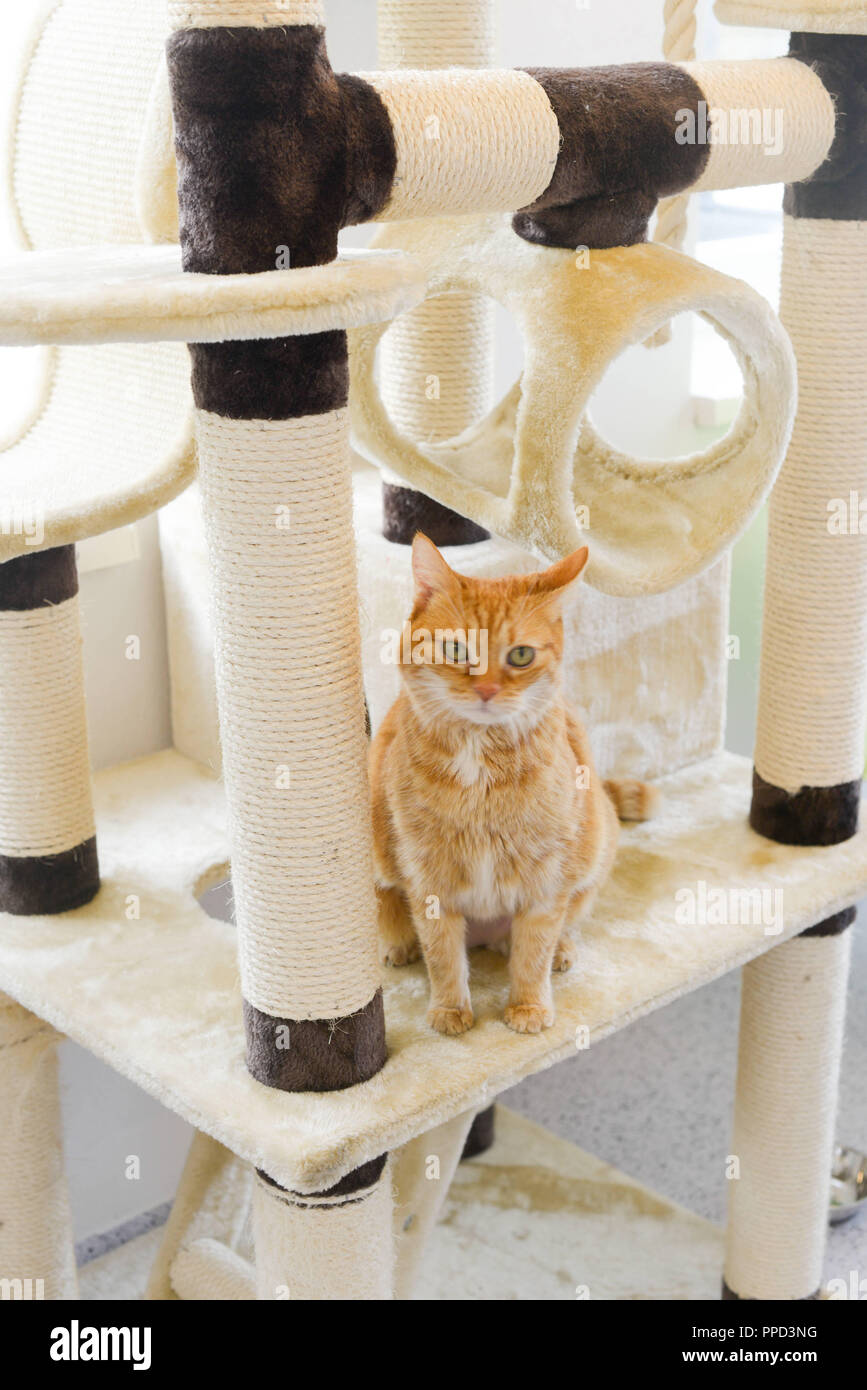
[0,546,93,1297]
[727,31,867,1302]
[0,996,78,1299]
[724,919,852,1300]
[0,547,98,916]
[166,0,392,1299]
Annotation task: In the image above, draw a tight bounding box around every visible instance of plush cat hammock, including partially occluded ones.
[0,0,864,1306]
[350,214,796,595]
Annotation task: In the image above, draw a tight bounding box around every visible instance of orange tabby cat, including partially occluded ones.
[369,534,656,1036]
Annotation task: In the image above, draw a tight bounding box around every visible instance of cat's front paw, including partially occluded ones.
[381,939,421,966]
[503,1001,554,1034]
[428,1003,474,1036]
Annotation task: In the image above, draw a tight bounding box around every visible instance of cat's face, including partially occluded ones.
[401,535,588,734]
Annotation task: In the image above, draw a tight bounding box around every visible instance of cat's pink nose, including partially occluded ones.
[475,683,501,703]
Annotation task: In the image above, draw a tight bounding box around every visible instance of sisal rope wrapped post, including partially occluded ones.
[725,30,867,1301]
[724,923,851,1300]
[0,546,94,1298]
[648,0,698,346]
[166,0,393,1299]
[253,1164,394,1300]
[376,0,496,546]
[0,548,99,915]
[0,996,79,1299]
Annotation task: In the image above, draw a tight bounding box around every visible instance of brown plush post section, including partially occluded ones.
[801,907,856,939]
[513,64,710,249]
[382,483,489,547]
[785,35,867,223]
[167,23,390,1101]
[258,1153,387,1205]
[750,771,861,847]
[0,546,100,916]
[243,993,386,1093]
[461,1104,496,1160]
[166,25,396,420]
[0,840,100,918]
[0,545,78,609]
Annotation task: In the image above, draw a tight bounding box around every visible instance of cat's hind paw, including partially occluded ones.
[552,935,576,972]
[428,1003,474,1036]
[504,1002,554,1034]
[381,939,421,966]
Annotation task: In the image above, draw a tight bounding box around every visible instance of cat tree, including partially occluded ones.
[0,0,864,1301]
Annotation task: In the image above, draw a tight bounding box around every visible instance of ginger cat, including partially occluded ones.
[369,534,656,1037]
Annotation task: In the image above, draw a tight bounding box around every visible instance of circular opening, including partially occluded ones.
[587,310,745,463]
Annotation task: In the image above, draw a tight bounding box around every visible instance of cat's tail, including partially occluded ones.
[604,778,659,822]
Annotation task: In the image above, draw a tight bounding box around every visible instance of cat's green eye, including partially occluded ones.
[507,645,536,669]
[443,639,469,665]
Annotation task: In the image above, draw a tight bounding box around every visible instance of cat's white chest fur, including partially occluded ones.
[448,734,489,787]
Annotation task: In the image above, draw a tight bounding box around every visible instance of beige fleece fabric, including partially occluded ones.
[0,244,425,348]
[0,747,864,1194]
[145,1130,253,1301]
[715,0,867,32]
[350,215,796,596]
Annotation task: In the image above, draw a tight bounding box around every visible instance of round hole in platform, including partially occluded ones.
[195,871,234,926]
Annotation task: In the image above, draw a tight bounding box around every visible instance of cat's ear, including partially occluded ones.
[533,546,589,600]
[412,532,457,603]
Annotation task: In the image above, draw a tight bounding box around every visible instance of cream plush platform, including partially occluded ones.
[0,747,864,1194]
[0,245,425,348]
[715,0,867,32]
[0,243,422,562]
